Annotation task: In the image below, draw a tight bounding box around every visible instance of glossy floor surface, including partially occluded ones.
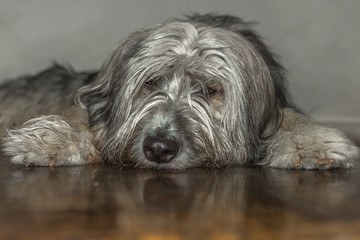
[0,126,359,240]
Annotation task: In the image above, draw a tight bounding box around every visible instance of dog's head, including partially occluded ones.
[76,15,284,169]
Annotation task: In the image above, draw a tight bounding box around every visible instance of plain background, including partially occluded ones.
[0,0,359,122]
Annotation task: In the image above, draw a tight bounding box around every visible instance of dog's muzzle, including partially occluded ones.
[143,136,179,164]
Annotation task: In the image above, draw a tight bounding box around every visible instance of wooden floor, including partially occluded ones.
[0,124,359,240]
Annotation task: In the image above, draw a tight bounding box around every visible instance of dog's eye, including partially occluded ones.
[207,86,218,96]
[206,83,222,99]
[144,78,160,90]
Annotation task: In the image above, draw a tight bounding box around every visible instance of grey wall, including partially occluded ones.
[1,0,359,122]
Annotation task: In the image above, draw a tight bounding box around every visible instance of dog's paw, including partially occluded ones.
[2,115,98,166]
[268,125,360,169]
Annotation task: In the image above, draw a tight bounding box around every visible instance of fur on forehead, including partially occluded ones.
[128,21,270,84]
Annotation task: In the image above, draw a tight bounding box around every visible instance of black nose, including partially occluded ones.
[143,136,179,164]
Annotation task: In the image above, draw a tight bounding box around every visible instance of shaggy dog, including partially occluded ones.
[1,14,359,169]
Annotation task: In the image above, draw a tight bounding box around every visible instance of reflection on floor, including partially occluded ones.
[0,125,359,240]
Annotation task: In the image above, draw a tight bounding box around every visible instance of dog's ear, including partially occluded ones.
[224,34,284,161]
[223,16,288,156]
[75,29,153,127]
[243,56,283,160]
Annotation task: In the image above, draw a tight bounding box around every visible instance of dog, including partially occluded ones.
[1,14,359,169]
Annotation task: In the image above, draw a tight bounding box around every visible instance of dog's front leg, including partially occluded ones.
[265,108,359,169]
[3,106,100,166]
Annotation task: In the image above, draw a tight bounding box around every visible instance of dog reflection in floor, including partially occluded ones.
[1,14,359,169]
[4,166,357,236]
